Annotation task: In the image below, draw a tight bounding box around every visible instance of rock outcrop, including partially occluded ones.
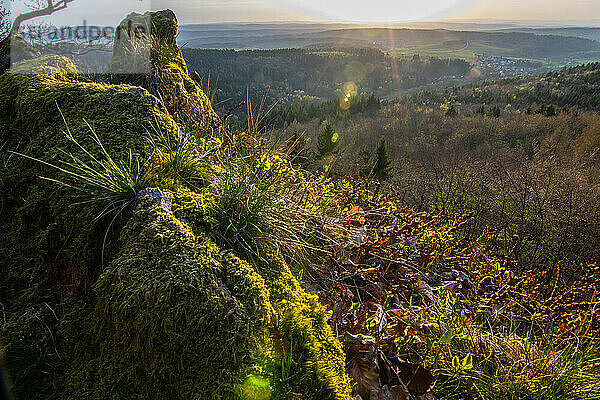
[107,9,218,126]
[0,10,351,400]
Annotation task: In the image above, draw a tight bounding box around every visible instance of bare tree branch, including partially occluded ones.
[10,0,74,37]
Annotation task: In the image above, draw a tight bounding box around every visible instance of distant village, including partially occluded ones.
[475,54,544,78]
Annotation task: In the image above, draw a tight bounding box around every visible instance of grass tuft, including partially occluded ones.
[13,110,147,220]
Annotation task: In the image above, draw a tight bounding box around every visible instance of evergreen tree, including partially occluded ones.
[536,104,557,117]
[445,104,457,116]
[365,94,381,114]
[545,104,557,117]
[373,137,392,181]
[317,122,339,157]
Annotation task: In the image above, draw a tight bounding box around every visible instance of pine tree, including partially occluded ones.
[372,137,391,181]
[445,104,457,116]
[317,122,338,157]
[365,94,381,114]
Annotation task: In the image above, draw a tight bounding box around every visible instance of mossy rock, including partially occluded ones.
[63,192,351,399]
[106,9,219,126]
[64,194,273,398]
[0,55,175,156]
[0,52,350,398]
[0,55,180,397]
[0,54,178,287]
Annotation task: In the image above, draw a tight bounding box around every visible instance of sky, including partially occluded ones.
[4,0,600,25]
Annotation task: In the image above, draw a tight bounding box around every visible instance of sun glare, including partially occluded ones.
[285,0,465,22]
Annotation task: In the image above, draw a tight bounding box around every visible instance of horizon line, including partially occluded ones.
[179,19,600,28]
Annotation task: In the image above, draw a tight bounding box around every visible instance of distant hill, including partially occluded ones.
[182,48,471,115]
[179,24,600,65]
[497,27,600,42]
[302,29,600,61]
[406,61,600,110]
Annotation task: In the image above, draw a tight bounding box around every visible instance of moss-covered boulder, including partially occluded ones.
[64,192,274,398]
[0,54,177,288]
[0,15,351,400]
[0,54,180,398]
[60,189,350,399]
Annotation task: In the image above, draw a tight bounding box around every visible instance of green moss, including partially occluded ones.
[144,155,212,191]
[0,27,351,400]
[0,54,178,279]
[10,54,79,75]
[0,55,180,397]
[0,56,177,158]
[156,47,217,123]
[170,190,352,399]
[61,191,351,399]
[64,195,274,398]
[267,262,352,400]
[0,54,177,293]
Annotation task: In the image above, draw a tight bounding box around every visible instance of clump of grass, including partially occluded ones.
[14,112,147,220]
[144,116,227,191]
[206,127,344,270]
[146,123,199,185]
[12,113,151,264]
[194,90,344,269]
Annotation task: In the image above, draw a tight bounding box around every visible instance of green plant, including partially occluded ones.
[286,130,311,166]
[203,127,345,271]
[207,152,335,267]
[372,137,391,181]
[317,122,339,157]
[145,121,218,189]
[13,111,147,219]
[281,336,294,381]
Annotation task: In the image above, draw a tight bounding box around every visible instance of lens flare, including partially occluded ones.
[340,81,358,110]
[344,81,358,96]
[242,375,272,400]
[340,97,351,110]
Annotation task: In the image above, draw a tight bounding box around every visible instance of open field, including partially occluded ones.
[391,41,513,61]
